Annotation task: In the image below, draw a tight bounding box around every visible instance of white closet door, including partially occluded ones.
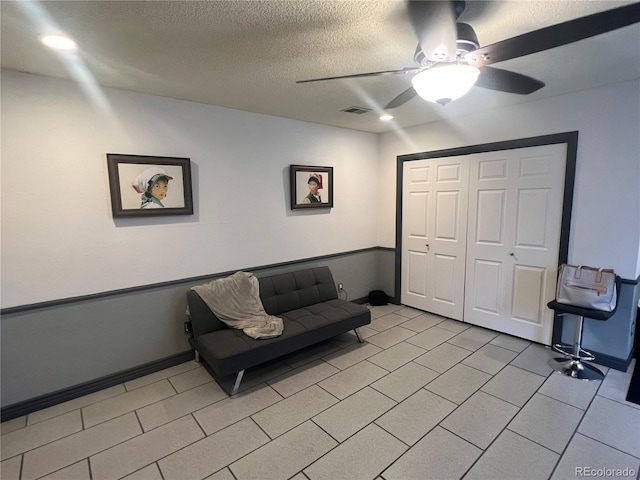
[402,158,469,320]
[464,144,567,344]
[402,160,431,312]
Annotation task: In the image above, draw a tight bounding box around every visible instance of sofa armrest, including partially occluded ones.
[187,290,227,338]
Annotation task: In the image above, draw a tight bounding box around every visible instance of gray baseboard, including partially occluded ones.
[585,349,634,372]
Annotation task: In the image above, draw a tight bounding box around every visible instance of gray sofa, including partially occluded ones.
[186,266,371,394]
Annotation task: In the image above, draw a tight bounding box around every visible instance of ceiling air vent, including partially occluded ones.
[341,106,371,115]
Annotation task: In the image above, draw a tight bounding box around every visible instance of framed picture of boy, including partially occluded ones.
[290,165,334,210]
[106,154,194,218]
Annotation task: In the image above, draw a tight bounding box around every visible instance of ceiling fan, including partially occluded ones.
[297,1,640,108]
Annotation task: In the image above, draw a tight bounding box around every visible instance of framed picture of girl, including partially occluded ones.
[106,153,194,218]
[290,165,333,210]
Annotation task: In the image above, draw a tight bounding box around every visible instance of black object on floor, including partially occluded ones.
[368,290,389,306]
[626,363,640,405]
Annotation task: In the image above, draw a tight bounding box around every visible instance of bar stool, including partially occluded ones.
[547,275,621,381]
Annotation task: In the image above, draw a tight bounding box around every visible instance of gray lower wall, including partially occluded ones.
[1,249,381,408]
[3,246,636,409]
[561,279,639,363]
[377,248,397,302]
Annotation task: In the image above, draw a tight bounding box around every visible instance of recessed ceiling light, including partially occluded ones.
[39,34,77,51]
[379,114,394,121]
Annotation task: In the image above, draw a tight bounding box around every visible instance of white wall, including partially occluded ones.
[378,79,640,280]
[1,70,379,308]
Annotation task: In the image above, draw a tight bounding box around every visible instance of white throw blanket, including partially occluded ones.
[191,271,284,339]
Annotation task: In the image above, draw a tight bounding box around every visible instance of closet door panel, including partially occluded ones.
[470,259,502,315]
[435,191,461,240]
[424,159,469,320]
[507,265,548,340]
[407,192,429,238]
[402,161,432,311]
[465,145,567,344]
[502,147,566,342]
[464,152,511,331]
[476,190,506,245]
[515,188,551,248]
[406,251,428,299]
[433,254,457,305]
[402,158,468,320]
[511,265,545,323]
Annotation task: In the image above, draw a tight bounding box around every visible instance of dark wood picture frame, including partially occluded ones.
[290,165,334,210]
[106,153,194,218]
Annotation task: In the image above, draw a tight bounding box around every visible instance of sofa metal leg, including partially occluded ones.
[354,328,364,343]
[231,370,245,396]
[194,350,200,363]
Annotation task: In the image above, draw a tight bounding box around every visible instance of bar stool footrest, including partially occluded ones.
[551,343,595,362]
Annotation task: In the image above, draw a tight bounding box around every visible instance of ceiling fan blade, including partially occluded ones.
[407,0,458,62]
[475,66,545,94]
[466,3,640,68]
[297,67,421,84]
[384,87,418,109]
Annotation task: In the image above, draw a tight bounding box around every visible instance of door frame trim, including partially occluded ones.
[395,131,579,345]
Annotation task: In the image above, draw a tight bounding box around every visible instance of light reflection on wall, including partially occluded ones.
[17,1,114,117]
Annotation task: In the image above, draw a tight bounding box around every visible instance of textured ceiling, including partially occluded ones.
[2,1,639,133]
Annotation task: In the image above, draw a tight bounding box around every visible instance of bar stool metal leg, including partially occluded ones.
[548,315,604,381]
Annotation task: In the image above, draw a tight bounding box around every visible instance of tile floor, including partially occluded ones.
[2,304,639,480]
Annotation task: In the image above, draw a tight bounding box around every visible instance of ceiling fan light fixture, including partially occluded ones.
[411,64,480,106]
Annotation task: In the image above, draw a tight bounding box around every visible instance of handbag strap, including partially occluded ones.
[565,264,615,284]
[573,265,583,280]
[595,268,603,283]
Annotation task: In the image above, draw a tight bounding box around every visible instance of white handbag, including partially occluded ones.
[556,264,617,312]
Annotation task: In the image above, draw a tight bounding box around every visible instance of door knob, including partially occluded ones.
[509,252,515,256]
